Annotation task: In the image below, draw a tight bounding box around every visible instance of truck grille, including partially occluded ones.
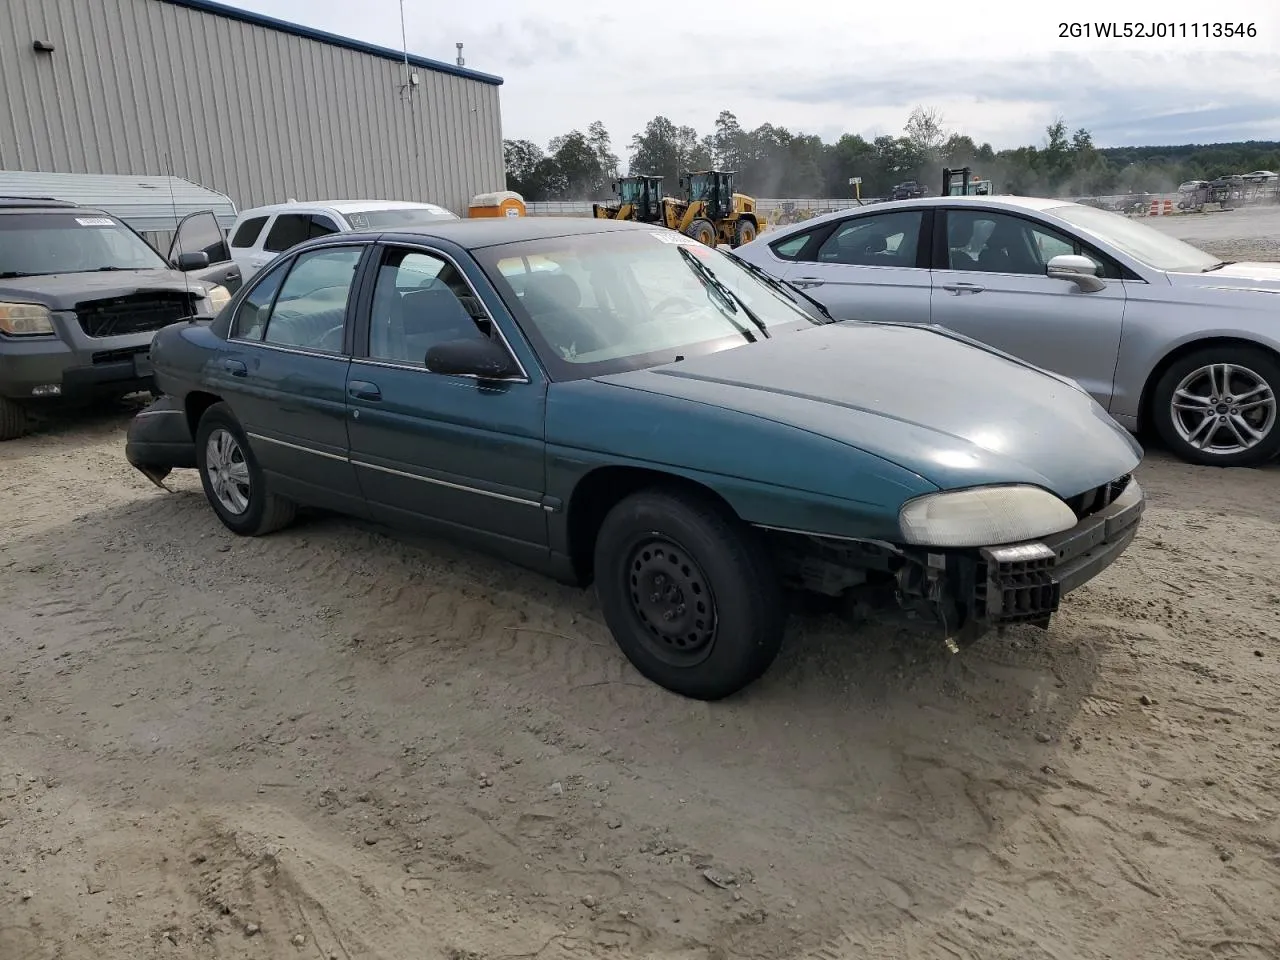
[75,293,196,338]
[1064,473,1131,521]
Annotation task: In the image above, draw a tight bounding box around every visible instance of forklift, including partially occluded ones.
[942,167,994,196]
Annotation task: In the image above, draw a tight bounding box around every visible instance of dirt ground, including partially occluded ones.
[3,223,1279,960]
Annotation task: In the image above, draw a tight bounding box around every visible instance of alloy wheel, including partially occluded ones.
[204,427,252,515]
[1170,362,1276,456]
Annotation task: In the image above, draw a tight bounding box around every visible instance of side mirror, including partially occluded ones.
[425,337,521,380]
[1046,254,1106,292]
[175,251,210,271]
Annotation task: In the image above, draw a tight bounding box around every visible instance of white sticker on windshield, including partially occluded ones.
[75,217,115,226]
[348,213,369,229]
[649,231,700,246]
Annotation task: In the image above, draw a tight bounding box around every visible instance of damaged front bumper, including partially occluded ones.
[903,476,1145,646]
[124,394,195,488]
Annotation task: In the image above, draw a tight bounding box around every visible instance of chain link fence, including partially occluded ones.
[525,184,1279,223]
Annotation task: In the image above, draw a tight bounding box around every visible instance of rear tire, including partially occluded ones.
[684,218,717,247]
[0,396,29,441]
[734,219,757,246]
[592,487,785,700]
[1151,345,1280,467]
[195,402,296,535]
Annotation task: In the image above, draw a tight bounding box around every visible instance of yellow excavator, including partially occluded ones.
[592,170,764,248]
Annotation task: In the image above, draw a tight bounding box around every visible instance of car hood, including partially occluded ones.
[595,322,1142,497]
[1167,261,1280,291]
[0,270,201,310]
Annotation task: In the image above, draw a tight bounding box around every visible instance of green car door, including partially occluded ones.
[216,244,366,513]
[343,242,549,558]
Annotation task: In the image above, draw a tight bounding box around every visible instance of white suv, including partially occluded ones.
[225,200,459,282]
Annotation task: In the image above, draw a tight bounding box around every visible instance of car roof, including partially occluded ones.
[0,197,113,215]
[0,196,84,210]
[237,199,455,217]
[767,194,1081,235]
[347,216,661,250]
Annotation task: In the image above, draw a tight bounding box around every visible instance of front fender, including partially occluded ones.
[125,393,196,486]
[545,379,938,543]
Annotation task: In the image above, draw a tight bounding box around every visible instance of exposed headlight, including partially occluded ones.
[204,284,231,314]
[0,302,55,336]
[899,484,1077,548]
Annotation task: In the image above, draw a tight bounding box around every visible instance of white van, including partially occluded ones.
[225,199,459,282]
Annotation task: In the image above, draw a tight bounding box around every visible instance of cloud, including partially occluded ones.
[223,0,1280,151]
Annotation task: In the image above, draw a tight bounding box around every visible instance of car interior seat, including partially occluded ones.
[520,271,610,355]
[978,220,1040,274]
[947,217,979,269]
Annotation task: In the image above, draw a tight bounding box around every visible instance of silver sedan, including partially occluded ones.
[733,196,1280,467]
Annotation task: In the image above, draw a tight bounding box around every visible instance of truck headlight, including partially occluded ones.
[204,284,231,314]
[0,302,55,336]
[898,484,1077,548]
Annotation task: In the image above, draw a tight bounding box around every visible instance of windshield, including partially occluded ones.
[0,212,168,276]
[1046,203,1221,273]
[344,206,459,230]
[475,229,825,381]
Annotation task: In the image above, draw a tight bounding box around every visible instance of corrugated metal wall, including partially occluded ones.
[0,0,505,217]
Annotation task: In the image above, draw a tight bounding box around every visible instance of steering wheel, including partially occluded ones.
[651,296,700,317]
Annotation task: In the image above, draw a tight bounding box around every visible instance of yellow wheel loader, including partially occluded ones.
[592,176,666,223]
[661,170,764,248]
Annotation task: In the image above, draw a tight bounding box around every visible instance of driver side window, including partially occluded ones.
[260,246,363,354]
[367,247,491,367]
[812,211,924,267]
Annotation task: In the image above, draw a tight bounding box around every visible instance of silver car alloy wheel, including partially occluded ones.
[1170,362,1277,456]
[204,427,252,515]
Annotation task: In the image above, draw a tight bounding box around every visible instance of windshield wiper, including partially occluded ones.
[676,245,770,341]
[725,251,834,322]
[1203,261,1234,272]
[0,271,42,279]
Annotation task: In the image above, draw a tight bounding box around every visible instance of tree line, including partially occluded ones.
[503,107,1280,201]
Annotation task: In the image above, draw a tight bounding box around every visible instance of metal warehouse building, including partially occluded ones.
[0,0,505,217]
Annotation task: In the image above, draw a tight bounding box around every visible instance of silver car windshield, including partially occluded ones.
[1046,203,1221,273]
[345,207,459,229]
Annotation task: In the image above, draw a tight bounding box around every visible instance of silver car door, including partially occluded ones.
[929,208,1127,406]
[771,208,932,324]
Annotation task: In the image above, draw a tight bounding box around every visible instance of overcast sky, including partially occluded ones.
[229,0,1279,153]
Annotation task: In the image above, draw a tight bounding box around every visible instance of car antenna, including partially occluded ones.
[165,152,197,324]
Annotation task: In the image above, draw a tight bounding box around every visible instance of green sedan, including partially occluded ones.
[126,218,1144,700]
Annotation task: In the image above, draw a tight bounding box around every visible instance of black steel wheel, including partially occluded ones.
[625,535,718,668]
[593,487,785,700]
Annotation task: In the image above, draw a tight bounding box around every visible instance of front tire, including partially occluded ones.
[592,488,785,700]
[684,218,717,247]
[733,219,757,246]
[195,402,296,535]
[1152,345,1280,467]
[0,396,29,441]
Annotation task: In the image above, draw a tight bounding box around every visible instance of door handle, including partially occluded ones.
[791,277,825,289]
[940,282,984,295]
[222,358,247,377]
[348,380,382,402]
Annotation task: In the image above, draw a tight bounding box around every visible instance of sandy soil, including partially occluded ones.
[3,233,1280,960]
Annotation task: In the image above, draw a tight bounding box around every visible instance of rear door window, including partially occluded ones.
[263,214,312,253]
[230,216,268,248]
